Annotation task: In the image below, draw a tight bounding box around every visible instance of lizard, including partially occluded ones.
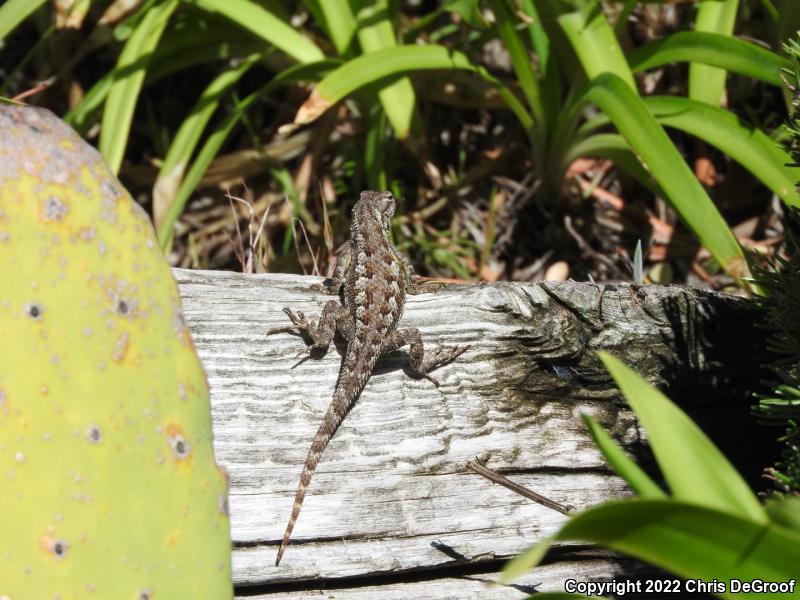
[268,190,469,566]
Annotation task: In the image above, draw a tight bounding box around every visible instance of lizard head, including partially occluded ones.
[357,190,396,232]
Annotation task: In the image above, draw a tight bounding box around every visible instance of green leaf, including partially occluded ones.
[579,74,747,279]
[0,0,47,43]
[364,99,388,190]
[644,95,800,209]
[190,0,324,63]
[67,13,261,132]
[556,500,800,591]
[689,0,739,105]
[306,0,356,56]
[0,96,24,106]
[598,352,766,522]
[502,500,800,590]
[153,54,260,230]
[499,535,554,583]
[613,0,638,36]
[519,0,557,130]
[766,496,800,534]
[99,0,179,174]
[156,60,339,248]
[557,3,637,90]
[445,0,486,29]
[488,0,545,134]
[296,44,533,135]
[759,0,778,22]
[581,414,664,498]
[356,1,417,139]
[776,0,800,46]
[629,31,789,87]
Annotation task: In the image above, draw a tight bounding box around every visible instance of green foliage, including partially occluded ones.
[501,353,800,598]
[0,105,231,597]
[688,0,739,106]
[100,0,179,174]
[0,0,47,42]
[1,0,795,280]
[751,34,800,495]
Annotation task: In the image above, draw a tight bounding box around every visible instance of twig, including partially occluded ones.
[12,78,55,102]
[563,215,628,279]
[466,460,574,515]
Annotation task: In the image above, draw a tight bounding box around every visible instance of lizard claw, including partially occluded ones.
[293,346,312,359]
[423,373,441,387]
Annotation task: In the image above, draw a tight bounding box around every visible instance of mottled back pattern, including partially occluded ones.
[269,191,467,566]
[338,191,408,396]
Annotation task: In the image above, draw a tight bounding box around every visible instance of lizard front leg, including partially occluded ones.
[381,328,469,386]
[312,243,353,295]
[267,301,354,354]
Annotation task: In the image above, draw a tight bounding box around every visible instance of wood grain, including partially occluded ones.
[174,269,766,595]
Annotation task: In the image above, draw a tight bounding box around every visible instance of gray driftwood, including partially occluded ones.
[174,269,768,598]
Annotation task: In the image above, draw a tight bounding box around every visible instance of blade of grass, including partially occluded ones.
[0,0,47,42]
[291,44,533,138]
[99,0,179,174]
[633,239,643,284]
[153,54,260,230]
[759,0,778,21]
[519,0,550,75]
[519,0,558,138]
[190,0,323,63]
[629,31,788,87]
[305,0,356,56]
[581,414,665,498]
[599,352,766,522]
[613,0,637,36]
[157,59,339,249]
[356,1,417,139]
[645,95,800,208]
[364,100,387,190]
[689,0,739,105]
[775,0,800,46]
[580,74,748,279]
[67,22,260,133]
[488,0,545,137]
[557,2,637,90]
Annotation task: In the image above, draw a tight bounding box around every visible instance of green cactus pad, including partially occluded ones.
[0,106,232,598]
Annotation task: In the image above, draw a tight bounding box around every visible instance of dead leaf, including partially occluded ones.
[293,88,334,126]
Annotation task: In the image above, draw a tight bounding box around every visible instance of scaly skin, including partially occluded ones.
[268,190,469,566]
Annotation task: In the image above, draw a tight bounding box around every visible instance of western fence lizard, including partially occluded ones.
[268,190,469,566]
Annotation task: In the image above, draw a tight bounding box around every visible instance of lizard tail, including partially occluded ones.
[275,344,378,566]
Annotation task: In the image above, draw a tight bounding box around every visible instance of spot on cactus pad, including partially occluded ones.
[40,535,69,560]
[86,425,102,444]
[24,303,43,320]
[42,196,69,222]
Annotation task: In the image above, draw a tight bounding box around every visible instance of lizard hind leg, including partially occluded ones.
[381,327,469,387]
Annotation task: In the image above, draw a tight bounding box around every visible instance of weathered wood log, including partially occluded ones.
[174,269,770,597]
